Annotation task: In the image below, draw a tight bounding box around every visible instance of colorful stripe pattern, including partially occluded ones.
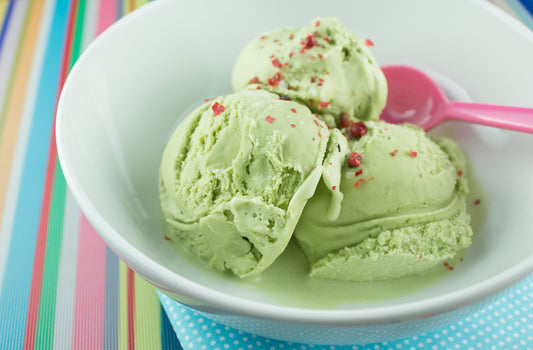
[0,0,531,349]
[0,1,181,349]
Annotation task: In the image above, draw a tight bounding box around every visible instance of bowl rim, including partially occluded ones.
[56,0,533,326]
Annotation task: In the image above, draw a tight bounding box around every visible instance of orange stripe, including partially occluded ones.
[0,1,46,232]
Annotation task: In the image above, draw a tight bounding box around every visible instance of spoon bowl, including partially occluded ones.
[380,65,533,133]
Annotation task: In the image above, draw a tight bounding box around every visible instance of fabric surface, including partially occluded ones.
[0,0,532,349]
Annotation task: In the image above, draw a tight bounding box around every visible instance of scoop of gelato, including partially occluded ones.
[159,90,329,277]
[294,121,472,281]
[232,17,387,127]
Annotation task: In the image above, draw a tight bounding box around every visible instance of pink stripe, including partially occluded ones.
[96,0,117,35]
[72,216,106,350]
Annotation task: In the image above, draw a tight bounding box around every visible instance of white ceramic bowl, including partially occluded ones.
[56,0,533,345]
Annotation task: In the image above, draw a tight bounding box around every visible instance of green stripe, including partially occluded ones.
[34,159,67,348]
[34,0,86,347]
[134,274,162,348]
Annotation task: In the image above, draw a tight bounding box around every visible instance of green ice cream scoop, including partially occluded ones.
[294,121,472,281]
[231,17,387,127]
[159,90,329,278]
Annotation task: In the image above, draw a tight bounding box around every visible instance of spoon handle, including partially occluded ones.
[444,102,533,133]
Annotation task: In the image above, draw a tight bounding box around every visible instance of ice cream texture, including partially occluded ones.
[160,17,474,282]
[231,17,387,127]
[159,89,329,278]
[294,121,472,281]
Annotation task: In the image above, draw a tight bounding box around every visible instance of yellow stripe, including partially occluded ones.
[0,0,46,232]
[134,0,149,9]
[134,273,162,349]
[0,2,8,24]
[118,261,129,350]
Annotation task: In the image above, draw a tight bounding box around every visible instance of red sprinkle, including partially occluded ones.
[355,169,363,176]
[350,121,367,139]
[347,152,363,168]
[211,102,225,116]
[260,35,267,40]
[267,72,283,87]
[324,36,330,43]
[317,54,323,60]
[204,98,211,102]
[315,20,320,27]
[271,58,282,67]
[354,177,374,188]
[340,113,350,128]
[290,124,296,128]
[419,254,423,259]
[409,150,418,158]
[444,262,454,271]
[390,149,399,157]
[365,38,374,47]
[473,199,481,205]
[289,52,295,58]
[302,34,317,49]
[249,76,260,84]
[290,108,297,113]
[317,131,322,137]
[332,185,336,190]
[265,115,276,123]
[457,170,463,177]
[317,101,330,110]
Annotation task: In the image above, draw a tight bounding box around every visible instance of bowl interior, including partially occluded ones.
[57,0,533,315]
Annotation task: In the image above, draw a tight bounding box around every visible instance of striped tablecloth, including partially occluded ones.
[0,1,531,349]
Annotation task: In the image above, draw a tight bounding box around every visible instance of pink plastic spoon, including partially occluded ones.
[380,65,533,133]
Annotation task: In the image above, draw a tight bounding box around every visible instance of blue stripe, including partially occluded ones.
[0,0,71,347]
[505,0,533,30]
[518,0,533,15]
[0,0,15,57]
[160,304,183,350]
[104,247,119,350]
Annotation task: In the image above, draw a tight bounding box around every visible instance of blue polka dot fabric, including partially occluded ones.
[158,273,533,350]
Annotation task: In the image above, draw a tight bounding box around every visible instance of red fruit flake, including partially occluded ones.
[289,33,294,40]
[350,121,367,139]
[313,119,321,127]
[315,20,320,27]
[355,169,363,176]
[260,35,267,40]
[444,262,454,271]
[164,236,171,241]
[347,152,363,168]
[317,101,330,110]
[211,102,225,116]
[419,254,423,259]
[302,34,317,49]
[310,55,316,61]
[332,185,336,190]
[354,177,373,188]
[310,76,317,83]
[265,115,276,123]
[290,108,297,113]
[317,54,323,60]
[267,72,283,87]
[409,150,418,158]
[340,113,350,128]
[365,38,374,47]
[204,98,211,102]
[289,52,295,58]
[290,124,296,128]
[249,76,260,84]
[419,174,423,179]
[271,58,282,67]
[473,199,481,205]
[324,36,330,43]
[390,149,399,157]
[457,170,463,177]
[309,99,315,105]
[318,131,322,138]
